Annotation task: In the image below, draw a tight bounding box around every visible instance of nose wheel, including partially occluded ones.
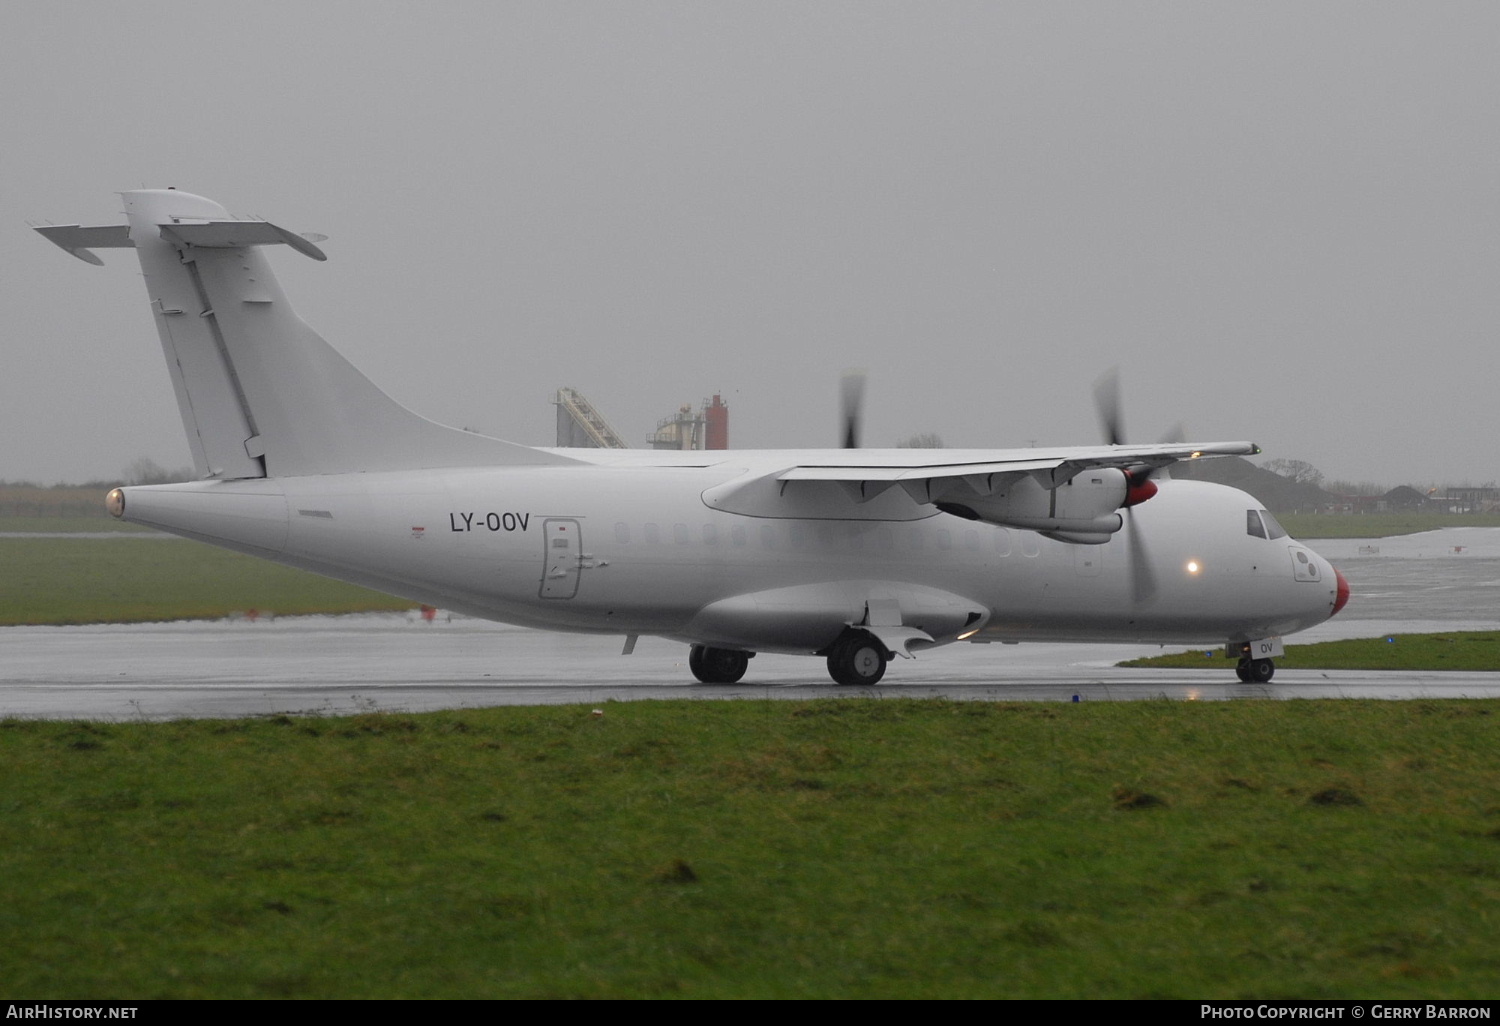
[1235,657,1275,683]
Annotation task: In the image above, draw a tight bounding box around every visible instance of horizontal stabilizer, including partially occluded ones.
[36,219,327,264]
[159,221,327,261]
[33,224,132,265]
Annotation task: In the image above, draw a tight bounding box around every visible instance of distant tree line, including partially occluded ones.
[0,457,195,518]
[897,433,945,449]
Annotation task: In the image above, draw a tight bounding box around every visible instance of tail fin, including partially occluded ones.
[36,189,576,479]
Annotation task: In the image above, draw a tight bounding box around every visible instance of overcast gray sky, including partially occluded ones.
[4,1,1497,488]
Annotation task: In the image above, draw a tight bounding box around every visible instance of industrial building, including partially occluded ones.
[554,388,728,451]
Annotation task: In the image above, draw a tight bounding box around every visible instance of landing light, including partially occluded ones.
[957,629,980,640]
[1185,560,1201,574]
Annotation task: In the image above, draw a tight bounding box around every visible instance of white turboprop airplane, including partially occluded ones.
[37,189,1349,686]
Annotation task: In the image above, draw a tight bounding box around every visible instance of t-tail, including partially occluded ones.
[36,189,574,479]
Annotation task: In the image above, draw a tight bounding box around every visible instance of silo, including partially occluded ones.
[705,394,729,449]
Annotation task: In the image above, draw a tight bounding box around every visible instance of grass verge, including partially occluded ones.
[1275,513,1500,538]
[0,537,412,625]
[0,516,151,533]
[1121,633,1500,672]
[3,699,1498,998]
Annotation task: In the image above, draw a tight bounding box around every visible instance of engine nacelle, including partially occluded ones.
[933,468,1128,542]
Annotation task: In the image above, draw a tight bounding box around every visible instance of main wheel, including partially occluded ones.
[827,632,888,686]
[689,645,750,684]
[1248,658,1275,683]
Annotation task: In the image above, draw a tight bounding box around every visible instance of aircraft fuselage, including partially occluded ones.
[115,461,1342,656]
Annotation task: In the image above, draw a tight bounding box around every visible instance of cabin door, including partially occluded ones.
[540,519,582,599]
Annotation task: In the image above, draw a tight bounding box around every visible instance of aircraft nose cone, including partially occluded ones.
[1331,566,1351,616]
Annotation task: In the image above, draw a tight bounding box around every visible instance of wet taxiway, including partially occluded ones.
[2,528,1497,718]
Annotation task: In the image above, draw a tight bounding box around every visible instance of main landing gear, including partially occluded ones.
[826,631,890,686]
[689,645,751,684]
[1236,657,1275,683]
[688,633,892,686]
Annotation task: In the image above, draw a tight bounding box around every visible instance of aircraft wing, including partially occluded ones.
[776,440,1259,499]
[702,440,1260,529]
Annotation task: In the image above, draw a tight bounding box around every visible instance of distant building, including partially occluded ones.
[552,388,730,451]
[1382,485,1431,511]
[1320,494,1387,514]
[1437,486,1499,514]
[648,395,729,451]
[553,388,629,448]
[1318,485,1497,515]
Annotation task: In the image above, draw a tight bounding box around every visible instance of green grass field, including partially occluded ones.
[1122,633,1500,672]
[1276,512,1500,538]
[0,536,412,625]
[0,517,151,533]
[3,699,1498,999]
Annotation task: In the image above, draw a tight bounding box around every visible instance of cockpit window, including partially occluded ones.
[1246,510,1267,539]
[1260,510,1288,539]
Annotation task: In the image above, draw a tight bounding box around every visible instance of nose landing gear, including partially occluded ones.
[1228,638,1282,683]
[1236,657,1275,683]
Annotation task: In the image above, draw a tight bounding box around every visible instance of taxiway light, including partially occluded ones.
[106,488,125,518]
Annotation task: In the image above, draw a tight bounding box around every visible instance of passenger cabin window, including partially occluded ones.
[992,527,1012,556]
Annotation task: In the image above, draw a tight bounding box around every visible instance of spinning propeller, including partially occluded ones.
[838,366,1169,603]
[1094,368,1163,603]
[840,370,866,449]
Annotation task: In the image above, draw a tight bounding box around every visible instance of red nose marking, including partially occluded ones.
[1331,566,1351,616]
